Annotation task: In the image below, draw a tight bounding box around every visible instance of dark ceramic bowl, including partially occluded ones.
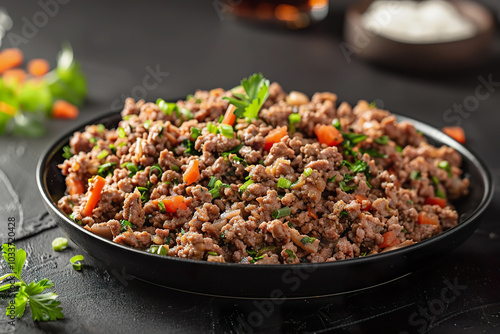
[344,0,495,71]
[37,110,493,298]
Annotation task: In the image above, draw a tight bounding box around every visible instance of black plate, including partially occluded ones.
[37,110,493,298]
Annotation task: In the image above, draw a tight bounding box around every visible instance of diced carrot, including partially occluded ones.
[0,101,17,117]
[82,175,106,217]
[424,197,447,208]
[153,196,188,213]
[183,160,200,185]
[27,58,50,76]
[379,231,400,248]
[264,126,288,151]
[355,194,372,211]
[221,104,237,126]
[0,48,24,74]
[314,124,343,146]
[307,207,318,220]
[417,212,440,226]
[2,68,27,85]
[66,177,84,195]
[442,126,465,144]
[52,100,79,119]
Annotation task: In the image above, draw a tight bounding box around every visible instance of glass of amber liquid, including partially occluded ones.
[224,0,329,29]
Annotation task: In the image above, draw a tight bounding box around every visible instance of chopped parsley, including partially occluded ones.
[209,178,230,199]
[360,148,388,158]
[120,220,133,232]
[339,210,349,218]
[97,162,116,178]
[121,162,139,177]
[303,168,313,177]
[156,98,179,116]
[285,249,296,260]
[183,139,201,156]
[0,244,64,321]
[332,118,341,130]
[277,177,292,189]
[190,127,201,140]
[300,236,316,244]
[239,179,254,194]
[438,160,452,178]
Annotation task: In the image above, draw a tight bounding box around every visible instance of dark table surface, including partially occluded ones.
[1,1,500,333]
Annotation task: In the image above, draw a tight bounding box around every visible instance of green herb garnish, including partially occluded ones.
[120,220,133,232]
[0,244,64,321]
[223,73,270,122]
[97,162,116,178]
[300,236,316,244]
[156,98,179,116]
[272,207,291,219]
[438,160,452,178]
[190,127,201,140]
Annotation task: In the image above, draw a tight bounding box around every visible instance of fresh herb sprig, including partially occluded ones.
[223,73,270,122]
[0,244,64,321]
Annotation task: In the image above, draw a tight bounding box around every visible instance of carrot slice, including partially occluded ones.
[314,124,343,146]
[379,231,400,248]
[153,196,188,213]
[417,212,440,226]
[424,197,447,208]
[0,48,23,74]
[27,58,50,76]
[264,126,288,151]
[82,175,106,217]
[66,177,84,196]
[221,104,237,126]
[3,68,27,85]
[52,100,79,119]
[442,126,465,144]
[183,160,200,185]
[307,207,318,220]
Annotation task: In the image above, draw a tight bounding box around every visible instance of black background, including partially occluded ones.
[1,0,500,333]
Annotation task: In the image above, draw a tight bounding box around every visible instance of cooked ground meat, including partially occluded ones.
[58,81,469,264]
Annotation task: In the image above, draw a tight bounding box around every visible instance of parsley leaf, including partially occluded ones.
[1,244,64,322]
[223,73,270,122]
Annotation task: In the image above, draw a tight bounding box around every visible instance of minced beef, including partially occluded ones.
[58,82,469,264]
